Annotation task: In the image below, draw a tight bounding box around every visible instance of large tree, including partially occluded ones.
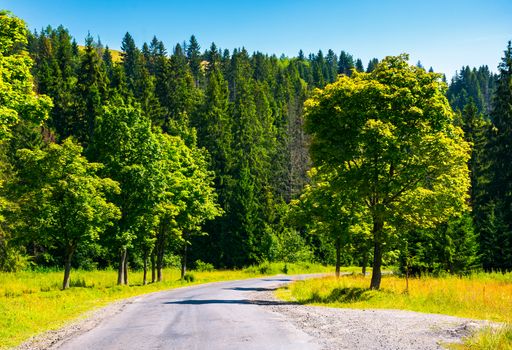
[305,54,470,289]
[15,139,120,289]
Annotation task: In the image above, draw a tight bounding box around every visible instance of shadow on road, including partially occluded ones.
[163,299,295,306]
[223,287,276,292]
[261,278,293,282]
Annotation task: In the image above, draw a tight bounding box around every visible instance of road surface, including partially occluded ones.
[56,275,321,350]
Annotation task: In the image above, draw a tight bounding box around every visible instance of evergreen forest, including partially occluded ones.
[1,10,512,290]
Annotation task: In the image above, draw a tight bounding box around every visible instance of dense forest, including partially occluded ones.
[1,10,512,289]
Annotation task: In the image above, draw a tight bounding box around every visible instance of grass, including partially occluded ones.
[0,261,332,349]
[455,325,512,350]
[276,272,512,349]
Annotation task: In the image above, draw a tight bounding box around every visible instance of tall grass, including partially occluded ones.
[0,262,332,349]
[277,272,512,322]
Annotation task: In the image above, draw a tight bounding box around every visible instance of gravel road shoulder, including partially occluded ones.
[258,290,497,350]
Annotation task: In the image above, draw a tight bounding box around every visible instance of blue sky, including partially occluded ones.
[3,0,511,78]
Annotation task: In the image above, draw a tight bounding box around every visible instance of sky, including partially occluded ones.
[3,0,512,79]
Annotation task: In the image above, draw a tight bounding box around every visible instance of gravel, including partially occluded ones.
[258,290,497,350]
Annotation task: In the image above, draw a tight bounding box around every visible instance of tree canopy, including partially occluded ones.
[305,54,471,289]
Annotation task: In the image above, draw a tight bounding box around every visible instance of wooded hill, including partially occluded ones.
[1,11,511,289]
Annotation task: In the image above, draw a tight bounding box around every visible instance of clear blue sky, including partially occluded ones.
[3,0,511,78]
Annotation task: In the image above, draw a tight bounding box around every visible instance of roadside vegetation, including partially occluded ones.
[276,273,512,349]
[0,262,332,349]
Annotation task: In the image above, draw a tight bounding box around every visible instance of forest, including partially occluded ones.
[1,10,512,291]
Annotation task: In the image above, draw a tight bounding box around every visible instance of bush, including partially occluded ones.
[194,260,215,272]
[183,273,195,282]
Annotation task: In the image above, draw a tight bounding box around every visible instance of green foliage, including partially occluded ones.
[194,260,215,272]
[481,41,512,272]
[14,139,120,288]
[305,54,471,288]
[0,11,52,140]
[182,272,195,282]
[401,214,480,276]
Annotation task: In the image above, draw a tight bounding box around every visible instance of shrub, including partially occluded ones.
[194,260,215,272]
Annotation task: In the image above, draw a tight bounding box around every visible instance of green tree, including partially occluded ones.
[0,11,52,140]
[90,101,160,284]
[15,139,120,289]
[291,167,370,276]
[75,34,108,144]
[485,41,512,271]
[305,55,470,289]
[187,35,202,88]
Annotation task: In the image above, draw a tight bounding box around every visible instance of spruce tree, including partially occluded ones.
[485,41,512,270]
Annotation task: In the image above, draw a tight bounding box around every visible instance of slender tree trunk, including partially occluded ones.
[335,237,341,278]
[62,246,75,290]
[117,248,126,285]
[124,250,129,285]
[143,250,148,285]
[370,219,384,290]
[151,250,156,283]
[181,244,188,280]
[157,246,164,282]
[156,223,165,282]
[362,250,368,276]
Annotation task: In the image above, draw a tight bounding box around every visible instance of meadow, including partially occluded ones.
[276,272,512,349]
[0,262,331,349]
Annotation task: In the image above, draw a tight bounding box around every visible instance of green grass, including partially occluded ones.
[457,325,512,350]
[276,272,512,349]
[0,261,331,349]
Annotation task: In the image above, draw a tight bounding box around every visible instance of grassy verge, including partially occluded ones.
[0,261,332,349]
[276,272,512,349]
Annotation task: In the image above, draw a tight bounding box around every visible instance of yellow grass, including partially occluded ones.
[277,273,512,322]
[0,262,332,349]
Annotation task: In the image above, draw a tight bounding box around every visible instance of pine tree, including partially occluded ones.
[484,41,512,271]
[187,35,202,87]
[366,58,379,73]
[338,50,354,75]
[75,34,108,145]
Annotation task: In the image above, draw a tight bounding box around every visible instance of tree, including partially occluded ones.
[0,11,52,140]
[90,101,161,285]
[484,41,512,271]
[187,35,202,87]
[75,34,108,145]
[305,54,470,289]
[291,167,370,277]
[338,50,354,76]
[15,139,120,289]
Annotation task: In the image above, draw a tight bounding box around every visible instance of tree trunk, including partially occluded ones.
[143,250,148,285]
[151,251,156,283]
[123,250,129,285]
[117,248,126,285]
[335,237,341,278]
[362,250,368,276]
[370,219,384,290]
[157,246,164,282]
[181,244,188,280]
[62,245,75,290]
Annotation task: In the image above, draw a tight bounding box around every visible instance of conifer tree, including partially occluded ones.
[187,35,202,87]
[484,41,512,270]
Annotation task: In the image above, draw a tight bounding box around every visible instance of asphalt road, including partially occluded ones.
[57,275,322,350]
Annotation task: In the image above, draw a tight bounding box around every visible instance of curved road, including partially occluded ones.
[57,275,321,350]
